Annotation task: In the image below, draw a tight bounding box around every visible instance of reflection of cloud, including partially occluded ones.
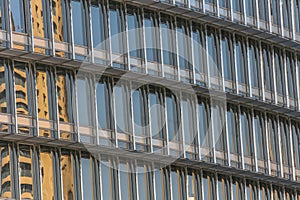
[80,27,226,172]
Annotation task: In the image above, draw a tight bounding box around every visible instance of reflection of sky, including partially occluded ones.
[77,79,90,126]
[82,158,93,200]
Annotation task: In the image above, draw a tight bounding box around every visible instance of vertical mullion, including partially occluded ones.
[69,0,75,59]
[238,105,245,170]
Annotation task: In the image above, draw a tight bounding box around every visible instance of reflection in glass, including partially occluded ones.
[101,158,118,200]
[232,178,243,200]
[71,0,86,46]
[249,39,261,98]
[235,35,248,93]
[14,62,34,135]
[61,149,75,200]
[267,115,280,176]
[218,176,230,200]
[137,164,153,200]
[81,154,94,200]
[246,181,257,200]
[18,145,33,200]
[154,167,169,200]
[274,48,286,104]
[144,9,160,63]
[31,0,49,38]
[254,111,267,173]
[0,59,9,114]
[171,168,184,200]
[262,43,274,101]
[40,147,54,200]
[203,172,215,200]
[96,77,112,130]
[10,0,26,33]
[56,68,75,140]
[132,85,149,151]
[52,0,69,43]
[0,142,12,198]
[127,6,142,59]
[36,64,55,137]
[91,0,106,49]
[222,31,234,90]
[119,161,135,200]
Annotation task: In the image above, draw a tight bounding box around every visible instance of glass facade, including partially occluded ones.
[0,0,299,199]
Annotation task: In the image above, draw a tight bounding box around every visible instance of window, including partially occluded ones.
[246,181,257,200]
[18,145,34,199]
[227,104,241,168]
[177,19,192,83]
[218,176,230,200]
[61,149,75,200]
[0,59,10,114]
[202,172,215,200]
[56,68,75,140]
[198,97,212,162]
[258,0,269,29]
[267,115,280,176]
[10,0,27,33]
[187,170,201,199]
[292,121,300,180]
[32,0,50,39]
[192,23,206,85]
[241,107,254,171]
[254,111,267,173]
[91,0,107,50]
[262,43,274,101]
[132,84,150,151]
[232,178,243,200]
[249,39,261,98]
[149,86,165,153]
[40,147,55,200]
[100,157,118,200]
[171,167,185,200]
[76,74,94,143]
[144,9,160,64]
[279,118,292,179]
[0,142,12,198]
[259,184,271,200]
[182,94,197,159]
[52,0,70,43]
[14,61,34,135]
[212,100,227,165]
[36,64,56,137]
[235,35,248,93]
[295,0,300,33]
[81,154,95,200]
[0,0,6,30]
[114,80,132,149]
[154,167,169,200]
[286,52,297,108]
[166,90,181,156]
[137,164,153,199]
[245,0,256,21]
[207,27,221,85]
[161,14,176,79]
[222,31,235,90]
[109,1,126,55]
[274,47,286,105]
[282,0,292,32]
[232,0,242,13]
[71,0,87,46]
[126,6,143,60]
[271,0,280,31]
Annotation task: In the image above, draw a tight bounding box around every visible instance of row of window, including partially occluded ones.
[0,57,300,181]
[3,0,300,110]
[189,0,298,39]
[0,141,299,200]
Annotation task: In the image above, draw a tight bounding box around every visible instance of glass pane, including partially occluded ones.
[71,0,86,46]
[52,0,69,43]
[10,0,26,33]
[40,147,54,200]
[127,6,142,58]
[166,91,180,142]
[15,62,33,116]
[109,1,125,54]
[222,32,234,82]
[161,14,176,67]
[101,159,117,200]
[203,173,215,200]
[235,36,247,86]
[119,162,135,200]
[56,68,74,123]
[132,86,147,137]
[114,82,130,133]
[96,77,112,130]
[0,59,9,114]
[61,150,75,200]
[91,0,106,49]
[19,145,34,199]
[144,9,160,63]
[81,154,94,200]
[31,0,49,38]
[218,176,229,200]
[0,142,12,198]
[192,23,206,80]
[77,76,92,127]
[137,165,152,200]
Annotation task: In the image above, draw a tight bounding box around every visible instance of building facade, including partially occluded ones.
[0,0,299,199]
